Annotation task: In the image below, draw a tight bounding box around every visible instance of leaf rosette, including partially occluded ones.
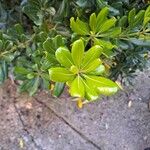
[49,39,119,102]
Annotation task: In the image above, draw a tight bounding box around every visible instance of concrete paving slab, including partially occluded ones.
[0,70,150,150]
[35,70,150,150]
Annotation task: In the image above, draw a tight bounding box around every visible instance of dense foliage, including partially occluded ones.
[0,0,150,105]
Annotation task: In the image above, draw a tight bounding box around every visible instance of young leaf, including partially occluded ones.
[55,47,74,68]
[98,17,117,33]
[71,39,84,68]
[81,78,98,101]
[49,67,75,82]
[89,13,97,32]
[89,65,105,75]
[96,7,109,32]
[133,10,145,28]
[70,17,89,35]
[84,75,118,96]
[69,75,85,98]
[82,59,102,73]
[128,8,136,27]
[81,45,102,68]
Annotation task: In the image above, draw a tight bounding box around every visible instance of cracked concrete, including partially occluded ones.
[0,69,150,150]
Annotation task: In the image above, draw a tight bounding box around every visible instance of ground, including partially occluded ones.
[0,69,150,150]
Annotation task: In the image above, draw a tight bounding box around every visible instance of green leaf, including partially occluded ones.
[70,17,89,35]
[29,77,40,96]
[55,47,74,68]
[93,38,116,50]
[84,75,118,96]
[14,67,30,75]
[133,10,145,28]
[89,13,97,32]
[81,78,98,101]
[128,8,136,27]
[2,61,8,80]
[53,82,65,97]
[0,65,4,84]
[96,7,109,32]
[81,45,102,68]
[19,80,34,93]
[43,35,65,54]
[70,65,79,74]
[144,5,150,27]
[82,58,102,73]
[69,76,85,98]
[49,67,75,82]
[119,16,128,27]
[98,17,117,33]
[99,27,121,38]
[71,39,84,68]
[89,65,105,75]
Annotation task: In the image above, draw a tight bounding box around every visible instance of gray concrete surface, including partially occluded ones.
[0,70,150,150]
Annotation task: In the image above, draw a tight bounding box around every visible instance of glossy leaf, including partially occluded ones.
[70,17,89,35]
[55,47,74,68]
[53,82,65,97]
[81,78,98,101]
[89,13,97,32]
[81,45,102,68]
[49,67,75,82]
[70,76,85,98]
[128,8,136,27]
[98,17,117,33]
[84,75,118,96]
[89,65,105,75]
[96,7,109,32]
[82,59,102,73]
[71,39,84,68]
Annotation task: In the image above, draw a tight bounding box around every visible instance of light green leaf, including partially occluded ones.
[93,38,116,50]
[76,17,90,33]
[84,75,118,96]
[49,67,75,82]
[70,65,79,74]
[70,17,89,35]
[89,13,97,32]
[96,7,109,32]
[55,47,74,68]
[71,39,84,68]
[82,59,102,73]
[69,76,85,98]
[133,10,145,28]
[99,27,121,38]
[98,17,117,33]
[81,78,98,101]
[81,45,102,68]
[144,5,150,27]
[89,65,105,75]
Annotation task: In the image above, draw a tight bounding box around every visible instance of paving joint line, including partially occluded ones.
[34,97,101,150]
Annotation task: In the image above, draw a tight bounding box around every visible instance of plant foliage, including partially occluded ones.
[0,0,150,105]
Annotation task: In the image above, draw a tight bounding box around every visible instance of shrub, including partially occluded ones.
[0,0,150,106]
